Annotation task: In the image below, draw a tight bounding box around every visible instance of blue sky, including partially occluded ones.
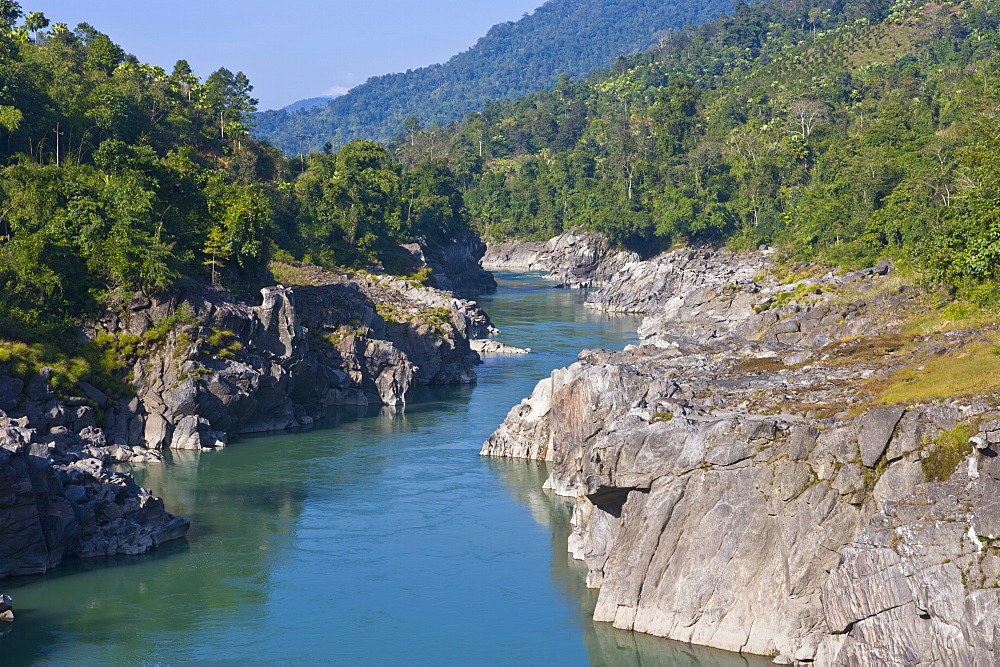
[29,1,546,110]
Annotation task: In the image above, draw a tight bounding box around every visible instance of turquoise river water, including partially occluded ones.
[1,273,769,665]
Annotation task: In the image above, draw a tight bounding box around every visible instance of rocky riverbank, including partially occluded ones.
[0,248,502,580]
[482,231,638,288]
[88,265,491,454]
[483,240,1000,663]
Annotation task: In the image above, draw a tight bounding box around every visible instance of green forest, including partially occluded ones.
[253,0,734,152]
[0,2,470,349]
[6,0,1000,370]
[389,0,1000,305]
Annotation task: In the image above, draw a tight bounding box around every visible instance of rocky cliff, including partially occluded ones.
[0,420,188,580]
[0,258,497,581]
[85,264,492,453]
[482,231,639,288]
[483,244,1000,663]
[415,231,498,297]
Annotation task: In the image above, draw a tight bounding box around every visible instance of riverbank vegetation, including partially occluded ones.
[389,0,1000,306]
[6,0,1000,388]
[0,3,471,352]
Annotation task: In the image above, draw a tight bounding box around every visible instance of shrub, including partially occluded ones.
[922,424,973,483]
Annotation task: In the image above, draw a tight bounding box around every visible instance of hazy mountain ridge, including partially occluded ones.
[253,0,734,153]
[280,96,336,113]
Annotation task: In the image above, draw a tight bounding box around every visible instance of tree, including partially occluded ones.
[85,33,125,75]
[403,115,422,146]
[202,225,230,284]
[207,181,273,277]
[807,7,822,41]
[203,68,258,123]
[0,0,21,28]
[170,59,198,102]
[786,98,827,139]
[24,11,48,44]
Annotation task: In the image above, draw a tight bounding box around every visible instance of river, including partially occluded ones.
[1,273,768,665]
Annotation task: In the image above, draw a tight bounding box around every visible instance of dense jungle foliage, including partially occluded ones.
[390,0,1000,303]
[7,0,1000,364]
[253,0,734,152]
[0,3,469,345]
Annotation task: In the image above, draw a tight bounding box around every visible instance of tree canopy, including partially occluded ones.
[253,0,734,152]
[0,7,470,343]
[388,0,1000,303]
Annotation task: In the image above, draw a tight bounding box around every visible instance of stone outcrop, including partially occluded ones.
[0,593,12,622]
[584,246,774,316]
[483,243,1000,663]
[0,254,498,579]
[470,339,531,355]
[410,231,498,297]
[483,230,639,288]
[0,420,188,580]
[81,266,492,452]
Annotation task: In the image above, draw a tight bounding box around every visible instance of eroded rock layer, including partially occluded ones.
[83,268,490,453]
[0,259,496,579]
[0,422,188,580]
[484,244,1000,664]
[483,231,639,288]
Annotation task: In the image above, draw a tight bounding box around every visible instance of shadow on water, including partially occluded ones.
[1,404,396,664]
[486,458,773,667]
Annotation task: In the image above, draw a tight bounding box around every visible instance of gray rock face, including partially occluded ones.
[585,246,773,319]
[0,376,23,412]
[483,231,639,288]
[418,231,498,297]
[85,266,488,451]
[469,339,530,355]
[0,425,188,580]
[484,242,1000,662]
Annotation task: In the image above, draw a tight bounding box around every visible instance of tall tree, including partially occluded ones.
[23,10,47,44]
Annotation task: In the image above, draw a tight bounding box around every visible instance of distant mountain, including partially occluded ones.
[279,96,336,113]
[254,0,734,153]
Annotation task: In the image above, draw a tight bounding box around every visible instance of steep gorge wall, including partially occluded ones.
[483,231,639,288]
[483,241,1000,663]
[0,259,497,580]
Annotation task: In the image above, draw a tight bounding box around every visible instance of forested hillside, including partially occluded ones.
[0,4,469,353]
[9,0,1000,382]
[253,0,734,152]
[391,0,1000,303]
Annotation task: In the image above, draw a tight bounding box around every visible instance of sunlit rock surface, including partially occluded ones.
[484,243,1000,663]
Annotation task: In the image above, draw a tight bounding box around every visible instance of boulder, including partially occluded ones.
[0,377,23,412]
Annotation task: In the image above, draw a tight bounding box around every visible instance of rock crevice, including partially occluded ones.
[483,240,1000,663]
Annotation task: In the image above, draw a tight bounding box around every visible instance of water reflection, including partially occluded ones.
[487,458,772,667]
[0,273,759,665]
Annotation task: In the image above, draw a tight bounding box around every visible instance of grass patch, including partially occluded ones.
[922,424,974,482]
[404,265,434,288]
[820,332,915,368]
[733,356,787,373]
[418,307,454,336]
[376,304,407,326]
[0,305,198,398]
[269,260,329,286]
[201,330,242,359]
[0,338,132,398]
[879,340,1000,404]
[901,300,996,336]
[651,410,673,423]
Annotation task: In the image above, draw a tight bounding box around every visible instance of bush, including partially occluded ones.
[922,423,974,483]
